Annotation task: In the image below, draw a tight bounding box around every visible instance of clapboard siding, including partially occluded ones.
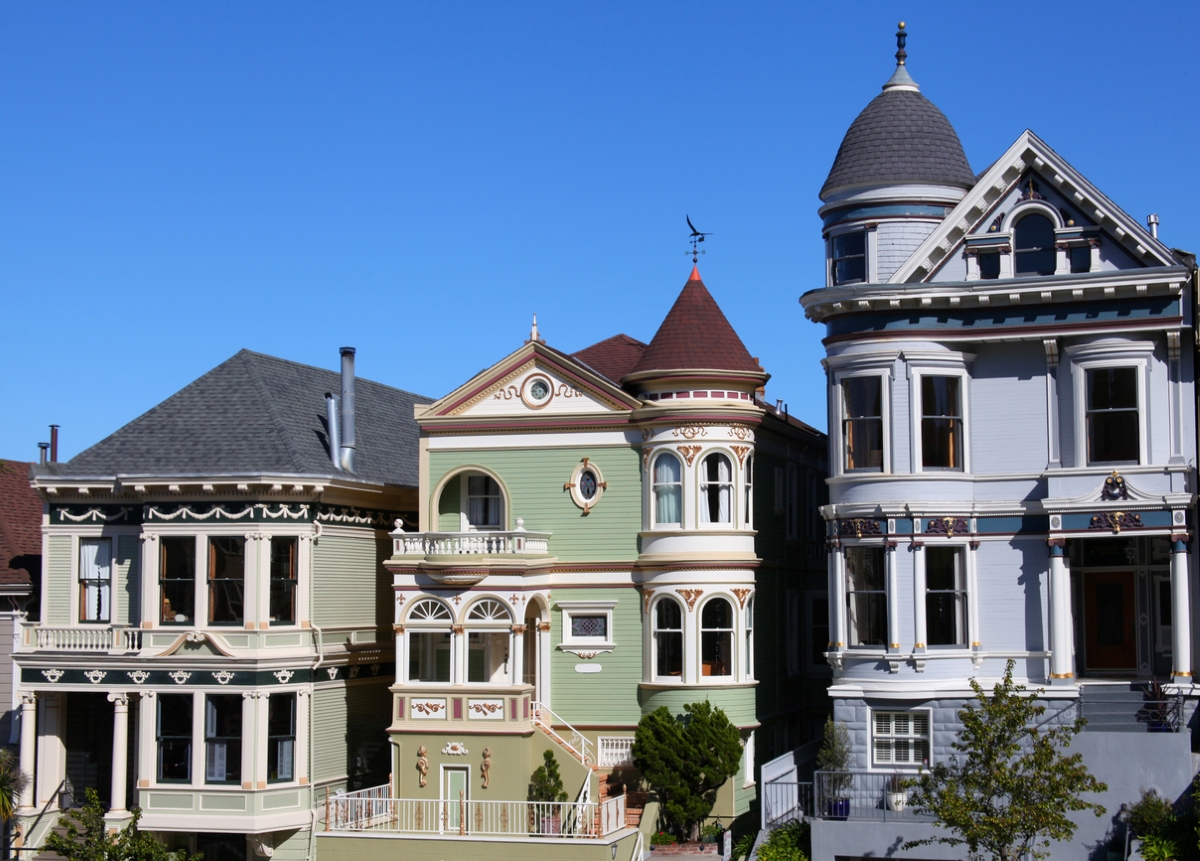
[638,684,757,729]
[549,587,642,725]
[970,342,1047,474]
[311,533,389,629]
[437,474,461,532]
[45,535,72,625]
[116,535,140,626]
[312,687,349,784]
[428,448,641,562]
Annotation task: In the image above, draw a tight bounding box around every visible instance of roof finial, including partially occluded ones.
[686,215,712,264]
[528,313,541,344]
[882,21,919,92]
[895,21,907,66]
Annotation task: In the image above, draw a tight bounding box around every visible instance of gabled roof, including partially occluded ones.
[628,267,762,377]
[890,130,1183,284]
[0,461,40,591]
[52,350,432,488]
[571,334,647,385]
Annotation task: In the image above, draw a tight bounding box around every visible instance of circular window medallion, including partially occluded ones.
[579,470,598,501]
[521,374,554,409]
[567,460,605,513]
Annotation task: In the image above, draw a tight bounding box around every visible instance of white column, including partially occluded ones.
[241,691,259,789]
[833,550,847,652]
[296,689,310,786]
[191,692,205,787]
[827,549,841,654]
[1171,539,1192,681]
[510,625,525,687]
[139,533,160,628]
[107,692,129,812]
[537,621,551,703]
[886,544,900,653]
[17,694,35,811]
[1049,543,1074,682]
[452,625,466,685]
[242,532,261,631]
[137,692,156,788]
[297,533,313,628]
[912,546,927,651]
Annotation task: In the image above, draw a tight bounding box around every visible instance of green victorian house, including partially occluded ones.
[318,267,829,860]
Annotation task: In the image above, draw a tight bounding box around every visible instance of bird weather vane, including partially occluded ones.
[686,215,712,263]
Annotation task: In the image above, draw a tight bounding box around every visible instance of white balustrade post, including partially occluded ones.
[107,692,129,812]
[1048,542,1074,683]
[1171,538,1192,681]
[17,694,35,811]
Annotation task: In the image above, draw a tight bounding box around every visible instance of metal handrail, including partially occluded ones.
[531,701,593,766]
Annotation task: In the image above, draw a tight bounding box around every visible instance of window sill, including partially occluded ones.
[639,681,758,691]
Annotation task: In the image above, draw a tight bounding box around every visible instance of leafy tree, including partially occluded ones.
[528,749,568,803]
[904,659,1107,861]
[43,787,200,861]
[0,749,29,824]
[633,701,743,841]
[816,718,853,797]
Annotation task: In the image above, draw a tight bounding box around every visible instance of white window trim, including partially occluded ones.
[459,471,505,532]
[649,595,685,684]
[696,448,738,530]
[906,355,974,475]
[1067,341,1153,469]
[71,532,116,626]
[827,357,895,476]
[869,708,933,771]
[648,449,686,530]
[827,227,869,288]
[917,541,974,651]
[697,595,738,683]
[556,600,616,651]
[842,543,888,652]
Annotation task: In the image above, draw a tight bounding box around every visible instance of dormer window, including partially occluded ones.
[832,231,866,285]
[1070,245,1092,274]
[978,251,1001,280]
[1013,214,1056,276]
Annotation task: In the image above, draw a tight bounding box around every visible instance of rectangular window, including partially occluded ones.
[846,547,886,647]
[267,694,296,783]
[843,377,884,471]
[205,694,243,784]
[1070,245,1092,274]
[873,711,930,766]
[160,537,196,625]
[1086,367,1139,464]
[832,231,866,285]
[208,537,245,626]
[466,475,502,529]
[269,537,298,625]
[559,602,616,647]
[979,251,1001,280]
[157,693,192,782]
[467,631,510,684]
[920,376,963,470]
[570,615,607,639]
[79,538,112,623]
[926,547,967,646]
[408,631,451,682]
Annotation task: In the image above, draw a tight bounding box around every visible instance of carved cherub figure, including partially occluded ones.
[416,746,429,788]
[481,747,492,789]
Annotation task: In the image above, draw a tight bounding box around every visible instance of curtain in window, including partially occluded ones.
[701,454,732,524]
[654,455,681,525]
[80,539,111,622]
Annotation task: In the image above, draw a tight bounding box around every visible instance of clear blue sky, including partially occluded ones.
[3,1,1197,461]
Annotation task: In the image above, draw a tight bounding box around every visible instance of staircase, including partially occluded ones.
[599,772,648,829]
[531,701,595,767]
[1079,681,1181,732]
[30,822,73,861]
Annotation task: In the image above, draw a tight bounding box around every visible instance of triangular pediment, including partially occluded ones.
[423,342,642,420]
[891,131,1183,284]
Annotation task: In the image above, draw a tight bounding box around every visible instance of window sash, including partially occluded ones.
[873,711,931,766]
[79,538,112,623]
[160,537,196,625]
[157,694,192,783]
[832,232,866,285]
[920,376,963,470]
[408,631,452,683]
[466,475,502,529]
[1086,367,1140,464]
[269,537,298,625]
[205,695,243,784]
[700,454,733,524]
[842,377,884,472]
[652,454,682,526]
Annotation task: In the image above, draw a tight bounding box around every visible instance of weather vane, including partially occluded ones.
[686,215,712,263]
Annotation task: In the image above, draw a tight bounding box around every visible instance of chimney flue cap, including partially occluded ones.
[340,346,356,356]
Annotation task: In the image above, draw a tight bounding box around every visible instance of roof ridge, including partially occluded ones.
[238,351,307,473]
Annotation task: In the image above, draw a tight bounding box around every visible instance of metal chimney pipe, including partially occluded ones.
[49,425,59,463]
[38,443,49,466]
[339,348,356,473]
[325,393,341,471]
[1147,213,1160,239]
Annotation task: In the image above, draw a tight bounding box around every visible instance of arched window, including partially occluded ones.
[466,474,503,530]
[700,453,733,524]
[407,599,452,683]
[743,455,754,528]
[1014,214,1057,276]
[653,598,684,680]
[466,599,512,684]
[652,452,682,526]
[701,597,733,677]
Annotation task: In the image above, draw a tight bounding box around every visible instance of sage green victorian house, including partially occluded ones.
[319,267,829,859]
[15,348,428,861]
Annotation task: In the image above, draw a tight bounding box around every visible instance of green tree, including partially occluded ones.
[0,749,30,824]
[43,787,200,861]
[904,659,1107,861]
[528,749,568,803]
[633,701,744,841]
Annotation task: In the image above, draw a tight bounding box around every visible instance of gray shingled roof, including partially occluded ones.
[54,350,431,487]
[820,88,974,200]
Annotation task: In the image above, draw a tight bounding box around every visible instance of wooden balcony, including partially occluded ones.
[387,522,554,584]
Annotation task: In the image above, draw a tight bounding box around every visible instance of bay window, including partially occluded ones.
[652,452,682,526]
[79,538,112,623]
[842,377,884,472]
[160,537,195,625]
[920,376,964,470]
[407,598,453,683]
[1086,367,1140,464]
[701,598,733,677]
[846,547,886,647]
[269,536,297,625]
[926,546,968,647]
[267,694,296,783]
[700,453,733,524]
[208,537,245,625]
[157,694,192,782]
[653,598,683,679]
[205,694,243,784]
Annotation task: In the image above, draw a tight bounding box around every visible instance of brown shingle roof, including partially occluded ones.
[0,461,40,590]
[629,267,761,376]
[571,334,648,385]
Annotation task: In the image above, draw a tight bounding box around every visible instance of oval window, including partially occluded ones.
[530,379,550,400]
[579,470,598,500]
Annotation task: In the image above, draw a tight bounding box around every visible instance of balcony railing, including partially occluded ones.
[762,780,813,828]
[326,785,621,839]
[392,523,551,557]
[597,736,635,768]
[813,770,935,822]
[21,624,141,654]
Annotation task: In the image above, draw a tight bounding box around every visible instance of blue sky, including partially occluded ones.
[3,1,1197,461]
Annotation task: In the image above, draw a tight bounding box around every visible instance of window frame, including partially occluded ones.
[207,536,246,627]
[833,369,891,475]
[870,709,932,770]
[405,598,454,685]
[157,692,194,784]
[462,472,504,531]
[829,229,867,286]
[465,598,514,685]
[267,693,297,784]
[650,596,685,683]
[268,536,298,626]
[557,600,617,650]
[159,535,198,627]
[924,544,970,649]
[698,451,736,527]
[845,545,887,650]
[1068,343,1152,469]
[650,450,684,529]
[204,693,243,785]
[908,363,972,474]
[699,596,735,679]
[78,537,113,624]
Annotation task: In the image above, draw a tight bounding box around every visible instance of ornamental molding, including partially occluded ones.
[731,588,753,608]
[273,670,295,684]
[730,446,751,467]
[83,670,107,684]
[673,426,708,440]
[838,518,882,539]
[675,589,703,612]
[1090,511,1144,533]
[55,506,135,523]
[42,669,64,683]
[642,589,655,614]
[168,671,192,685]
[326,667,339,680]
[316,504,413,530]
[441,742,470,756]
[1100,471,1130,501]
[155,630,238,658]
[924,517,969,537]
[413,701,445,716]
[561,648,612,659]
[127,670,150,685]
[212,671,235,685]
[106,692,129,706]
[148,504,256,521]
[677,446,702,467]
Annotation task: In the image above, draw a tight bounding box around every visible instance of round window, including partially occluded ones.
[530,379,550,401]
[579,470,598,500]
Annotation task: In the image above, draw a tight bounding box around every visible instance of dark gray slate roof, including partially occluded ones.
[55,350,431,488]
[820,88,975,200]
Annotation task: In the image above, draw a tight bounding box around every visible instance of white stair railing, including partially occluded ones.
[531,700,593,766]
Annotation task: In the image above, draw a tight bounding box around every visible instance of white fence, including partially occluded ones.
[599,795,626,834]
[597,736,635,767]
[23,624,141,653]
[327,793,611,838]
[393,530,551,557]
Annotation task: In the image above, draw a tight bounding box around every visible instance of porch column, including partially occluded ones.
[17,694,35,812]
[886,543,900,654]
[510,625,525,687]
[107,693,129,812]
[1048,542,1074,682]
[1171,539,1192,681]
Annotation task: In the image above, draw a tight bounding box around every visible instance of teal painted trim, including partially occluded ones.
[1049,544,1065,557]
[20,663,397,686]
[976,515,1049,534]
[822,204,950,227]
[893,518,913,535]
[1061,510,1172,530]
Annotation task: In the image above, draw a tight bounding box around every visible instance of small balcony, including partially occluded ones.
[813,770,935,822]
[19,623,141,654]
[388,521,553,584]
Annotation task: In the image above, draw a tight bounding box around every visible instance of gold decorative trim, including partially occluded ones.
[678,445,702,467]
[642,589,655,614]
[676,588,703,611]
[1049,673,1075,679]
[1173,671,1194,677]
[730,445,751,467]
[731,588,753,608]
[913,643,925,649]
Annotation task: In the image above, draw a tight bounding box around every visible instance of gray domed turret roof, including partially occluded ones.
[820,27,974,201]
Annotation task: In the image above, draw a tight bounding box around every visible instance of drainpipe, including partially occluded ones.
[339,348,356,474]
[324,394,340,471]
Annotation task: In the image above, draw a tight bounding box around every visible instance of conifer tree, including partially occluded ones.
[44,787,200,860]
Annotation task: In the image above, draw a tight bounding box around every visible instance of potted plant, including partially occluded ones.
[527,750,568,834]
[884,772,908,812]
[817,717,853,820]
[650,830,677,851]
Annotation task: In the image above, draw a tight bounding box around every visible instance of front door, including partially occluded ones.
[1084,571,1138,672]
[442,766,469,833]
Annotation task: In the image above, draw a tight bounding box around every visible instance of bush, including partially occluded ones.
[650,830,677,846]
[528,750,568,803]
[1140,834,1179,861]
[1126,789,1177,839]
[756,819,810,861]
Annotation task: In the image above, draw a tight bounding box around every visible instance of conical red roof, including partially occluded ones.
[628,268,761,377]
[572,334,648,384]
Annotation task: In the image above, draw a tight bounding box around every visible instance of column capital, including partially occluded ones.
[19,693,36,707]
[106,692,129,707]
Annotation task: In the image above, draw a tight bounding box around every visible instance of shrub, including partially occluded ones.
[1140,834,1179,861]
[756,819,810,861]
[1126,789,1177,839]
[528,749,568,803]
[650,831,677,846]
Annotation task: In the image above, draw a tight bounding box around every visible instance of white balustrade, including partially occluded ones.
[598,736,635,768]
[392,529,551,557]
[531,700,593,767]
[23,624,141,653]
[600,794,627,835]
[327,790,602,838]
